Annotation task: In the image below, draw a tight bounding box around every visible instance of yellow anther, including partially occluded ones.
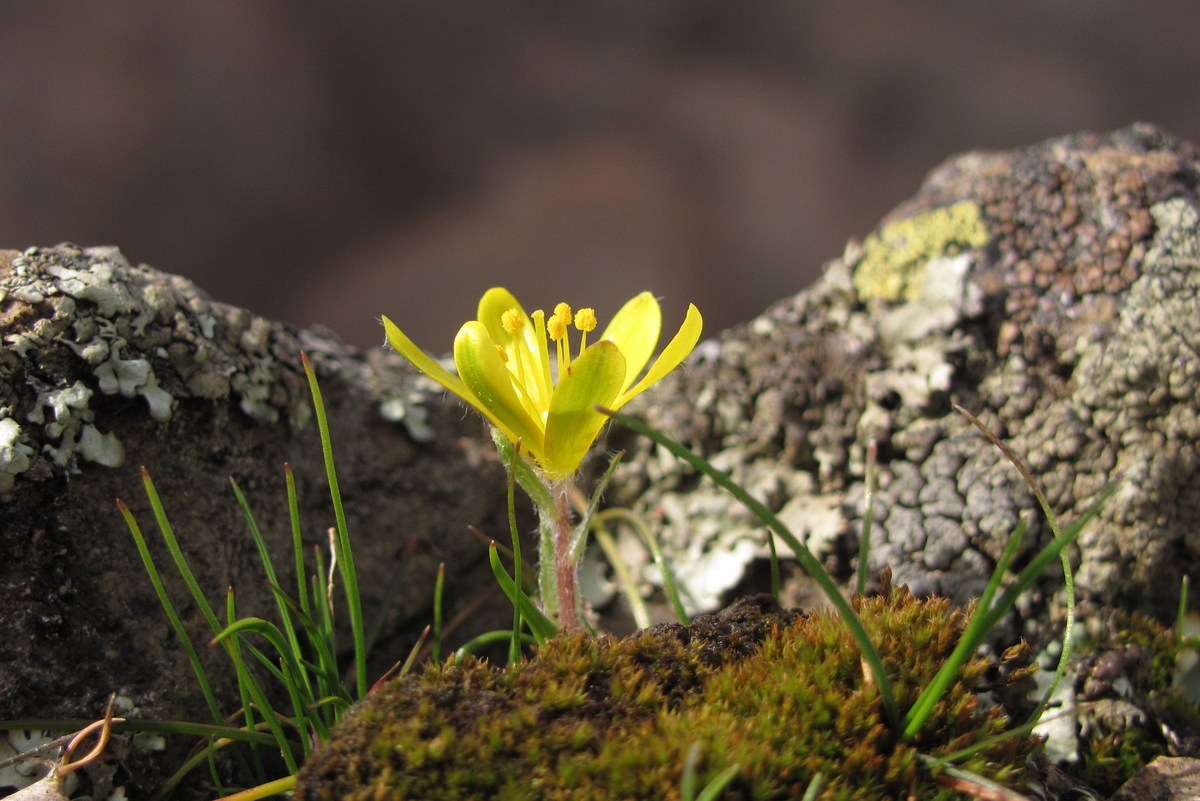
[554,302,573,326]
[501,308,524,334]
[574,308,597,332]
[547,314,567,342]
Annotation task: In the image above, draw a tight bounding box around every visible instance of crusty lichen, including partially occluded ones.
[1052,612,1200,797]
[0,245,436,494]
[852,201,989,302]
[607,125,1200,632]
[0,413,34,495]
[296,588,1036,801]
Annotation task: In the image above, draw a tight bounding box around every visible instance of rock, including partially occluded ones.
[0,246,518,753]
[7,123,1200,794]
[609,123,1200,637]
[1111,757,1200,801]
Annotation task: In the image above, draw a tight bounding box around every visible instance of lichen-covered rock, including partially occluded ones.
[608,124,1200,633]
[1057,611,1200,797]
[1111,756,1200,801]
[295,590,1034,801]
[0,246,518,747]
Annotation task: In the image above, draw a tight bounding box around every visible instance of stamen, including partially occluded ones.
[500,308,530,392]
[547,314,566,342]
[532,310,552,399]
[501,308,524,334]
[548,310,569,376]
[575,307,597,352]
[554,302,573,326]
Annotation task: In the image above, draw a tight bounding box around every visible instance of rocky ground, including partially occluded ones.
[3,124,1199,798]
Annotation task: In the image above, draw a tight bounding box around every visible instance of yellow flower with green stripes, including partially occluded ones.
[383,288,702,478]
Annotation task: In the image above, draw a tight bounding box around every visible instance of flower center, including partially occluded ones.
[496,302,601,425]
[541,302,597,379]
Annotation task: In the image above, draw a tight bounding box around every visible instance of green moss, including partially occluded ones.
[852,201,989,302]
[1069,612,1200,797]
[296,590,1036,800]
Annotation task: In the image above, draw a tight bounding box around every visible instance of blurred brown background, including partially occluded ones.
[2,3,1197,350]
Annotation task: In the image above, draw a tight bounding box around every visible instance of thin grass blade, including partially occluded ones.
[592,520,652,629]
[302,352,367,698]
[903,483,1114,740]
[285,464,311,623]
[855,439,878,597]
[117,499,223,725]
[488,543,558,643]
[139,468,223,634]
[595,508,689,625]
[229,477,311,701]
[570,450,624,564]
[599,406,899,731]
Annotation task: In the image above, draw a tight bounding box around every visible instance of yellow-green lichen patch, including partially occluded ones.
[853,201,989,302]
[296,589,1036,801]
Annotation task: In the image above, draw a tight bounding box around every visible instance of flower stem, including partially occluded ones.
[550,478,580,634]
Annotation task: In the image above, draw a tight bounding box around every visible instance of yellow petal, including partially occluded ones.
[599,292,661,395]
[613,303,702,409]
[478,287,552,410]
[477,287,527,345]
[454,321,547,455]
[382,316,473,400]
[542,340,625,477]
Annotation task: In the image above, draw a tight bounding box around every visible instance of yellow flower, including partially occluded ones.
[383,288,702,478]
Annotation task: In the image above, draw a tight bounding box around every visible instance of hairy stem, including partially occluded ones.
[551,478,580,634]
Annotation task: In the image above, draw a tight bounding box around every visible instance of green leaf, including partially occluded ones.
[488,543,558,644]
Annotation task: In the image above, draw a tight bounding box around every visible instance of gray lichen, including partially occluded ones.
[0,245,435,496]
[1,242,523,786]
[609,124,1200,633]
[0,414,34,495]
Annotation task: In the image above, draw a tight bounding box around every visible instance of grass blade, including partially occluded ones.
[600,406,900,732]
[229,477,311,701]
[682,742,740,801]
[118,499,223,726]
[953,404,1080,726]
[505,440,524,664]
[285,464,311,623]
[592,519,652,629]
[902,483,1115,740]
[855,439,878,597]
[432,562,446,663]
[302,352,368,698]
[766,528,780,600]
[594,507,689,626]
[454,630,537,663]
[488,543,558,644]
[570,450,624,565]
[139,468,222,634]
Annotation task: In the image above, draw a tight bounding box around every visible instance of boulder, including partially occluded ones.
[6,123,1200,796]
[0,245,518,732]
[611,123,1200,639]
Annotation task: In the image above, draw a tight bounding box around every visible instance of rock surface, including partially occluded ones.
[4,124,1200,796]
[0,245,519,734]
[610,124,1200,637]
[1112,757,1200,801]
